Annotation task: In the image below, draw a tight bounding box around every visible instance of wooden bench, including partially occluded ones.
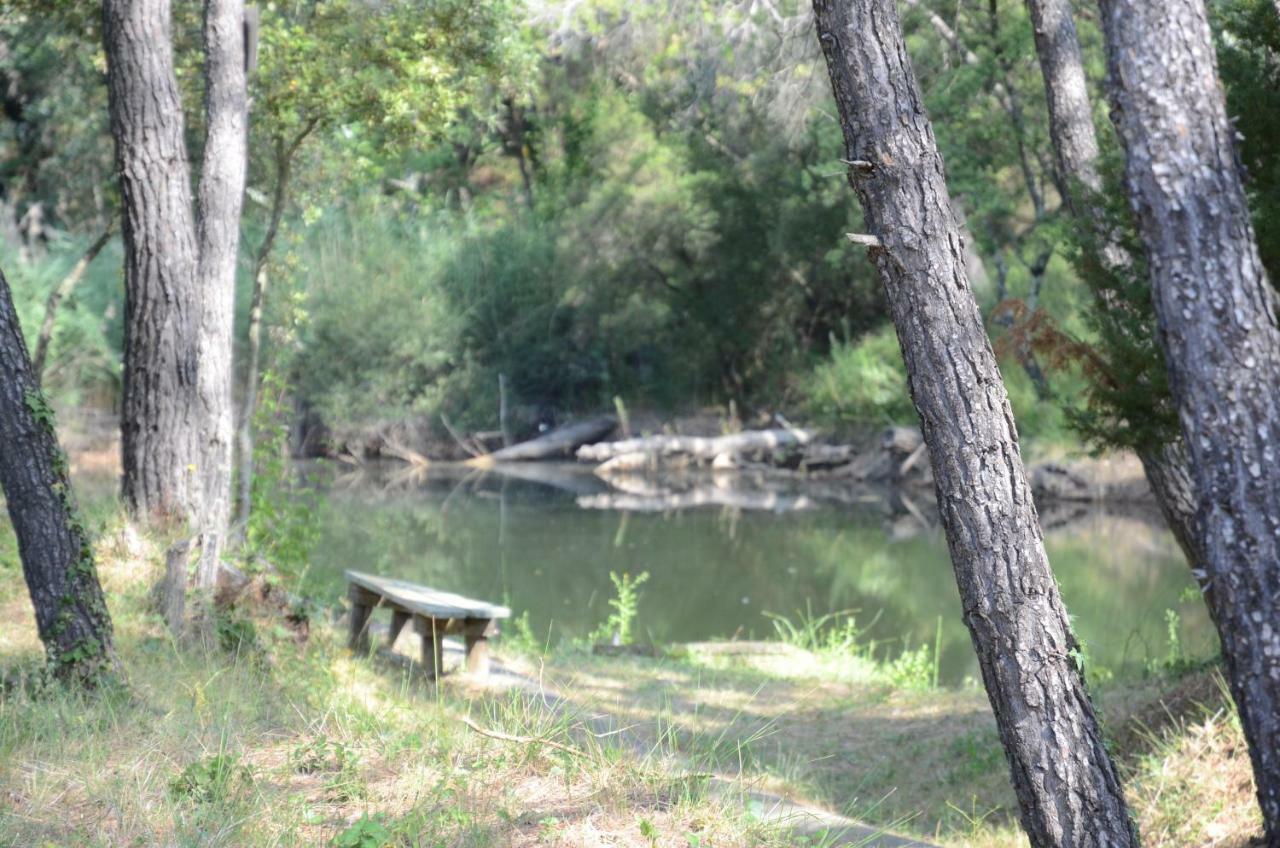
[345,571,511,678]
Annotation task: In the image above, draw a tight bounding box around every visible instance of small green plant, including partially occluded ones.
[638,816,659,846]
[169,752,252,805]
[1145,607,1193,677]
[333,813,392,848]
[593,571,649,645]
[884,642,935,691]
[763,602,873,657]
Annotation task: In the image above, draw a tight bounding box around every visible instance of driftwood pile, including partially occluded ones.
[575,423,933,487]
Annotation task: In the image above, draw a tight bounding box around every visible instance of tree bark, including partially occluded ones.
[193,0,249,590]
[103,0,203,524]
[1100,0,1280,839]
[812,2,1137,845]
[32,226,114,384]
[1024,0,1102,197]
[1023,0,1207,578]
[0,265,115,684]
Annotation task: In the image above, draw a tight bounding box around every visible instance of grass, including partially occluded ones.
[0,511,856,847]
[0,500,1264,847]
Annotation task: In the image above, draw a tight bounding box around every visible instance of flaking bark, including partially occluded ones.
[1100,0,1280,839]
[812,1,1137,844]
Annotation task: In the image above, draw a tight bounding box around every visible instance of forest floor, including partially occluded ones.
[0,504,1263,847]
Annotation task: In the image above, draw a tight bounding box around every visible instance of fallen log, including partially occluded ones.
[576,488,815,513]
[466,416,617,467]
[578,427,814,465]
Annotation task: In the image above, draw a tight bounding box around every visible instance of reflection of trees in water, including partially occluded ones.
[308,469,1213,684]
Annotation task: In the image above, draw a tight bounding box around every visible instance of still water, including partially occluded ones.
[304,463,1216,685]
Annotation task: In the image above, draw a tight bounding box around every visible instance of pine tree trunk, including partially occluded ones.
[811,1,1137,845]
[0,265,115,684]
[102,0,203,525]
[193,0,248,589]
[1024,0,1102,196]
[1023,0,1206,575]
[1100,0,1280,839]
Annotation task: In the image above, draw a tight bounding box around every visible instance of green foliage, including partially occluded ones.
[254,0,530,151]
[1,239,122,408]
[594,571,649,646]
[801,325,914,430]
[1060,157,1181,453]
[1214,0,1280,282]
[0,5,115,234]
[332,813,393,848]
[245,371,320,574]
[169,752,253,805]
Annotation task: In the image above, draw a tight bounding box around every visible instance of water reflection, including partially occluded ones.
[304,462,1216,685]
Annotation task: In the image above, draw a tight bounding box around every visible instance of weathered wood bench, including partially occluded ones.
[345,570,511,678]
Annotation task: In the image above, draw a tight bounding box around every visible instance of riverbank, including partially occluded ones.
[0,513,1260,846]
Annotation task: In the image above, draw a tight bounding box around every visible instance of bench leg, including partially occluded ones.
[464,619,495,676]
[348,602,372,653]
[417,617,445,679]
[347,584,381,654]
[464,633,490,676]
[388,610,411,648]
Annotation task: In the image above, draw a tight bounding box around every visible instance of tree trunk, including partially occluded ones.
[1100,0,1280,839]
[1024,0,1102,197]
[103,0,203,525]
[1023,0,1206,575]
[193,0,249,591]
[32,226,114,384]
[811,2,1137,845]
[0,265,115,684]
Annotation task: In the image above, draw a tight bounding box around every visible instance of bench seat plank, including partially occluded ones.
[345,570,512,620]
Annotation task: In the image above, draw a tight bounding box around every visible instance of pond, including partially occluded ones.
[302,462,1217,686]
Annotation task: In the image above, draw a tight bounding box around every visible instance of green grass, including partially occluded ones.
[0,519,837,848]
[0,509,1261,847]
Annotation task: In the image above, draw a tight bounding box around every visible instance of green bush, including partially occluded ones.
[801,325,914,430]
